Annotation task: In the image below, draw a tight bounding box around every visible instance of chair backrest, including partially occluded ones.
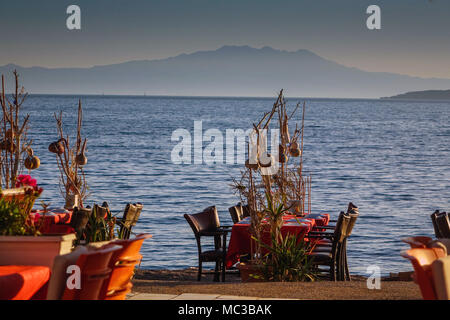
[430,210,443,239]
[98,233,152,300]
[93,203,109,221]
[47,246,89,300]
[427,240,449,256]
[241,204,250,218]
[401,247,446,300]
[431,255,450,300]
[119,203,143,239]
[61,245,122,300]
[330,211,350,244]
[184,206,221,238]
[344,203,359,237]
[436,213,450,238]
[229,205,243,224]
[402,236,433,248]
[70,207,92,235]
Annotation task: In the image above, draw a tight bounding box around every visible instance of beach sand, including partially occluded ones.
[131,269,421,300]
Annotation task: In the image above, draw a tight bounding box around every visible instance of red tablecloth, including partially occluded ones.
[225,213,330,268]
[30,209,74,234]
[0,265,50,300]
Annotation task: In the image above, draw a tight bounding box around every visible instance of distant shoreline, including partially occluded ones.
[381,89,450,101]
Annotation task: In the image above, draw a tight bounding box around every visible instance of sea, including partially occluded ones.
[22,94,450,276]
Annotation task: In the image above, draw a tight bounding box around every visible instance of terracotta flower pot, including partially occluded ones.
[0,233,76,268]
[237,263,267,282]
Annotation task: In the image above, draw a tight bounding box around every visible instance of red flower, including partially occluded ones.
[16,174,38,188]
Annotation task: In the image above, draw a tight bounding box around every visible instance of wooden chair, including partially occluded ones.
[184,206,231,282]
[118,203,143,239]
[401,247,446,300]
[60,245,123,300]
[98,233,152,300]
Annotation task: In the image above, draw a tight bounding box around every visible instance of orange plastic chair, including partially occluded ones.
[99,233,152,300]
[61,245,123,300]
[402,236,433,248]
[401,247,446,300]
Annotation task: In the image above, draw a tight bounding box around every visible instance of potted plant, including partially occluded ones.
[0,72,76,268]
[0,175,76,267]
[232,90,314,282]
[74,203,118,246]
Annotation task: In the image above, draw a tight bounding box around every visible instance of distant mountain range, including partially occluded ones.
[382,89,450,100]
[1,45,450,98]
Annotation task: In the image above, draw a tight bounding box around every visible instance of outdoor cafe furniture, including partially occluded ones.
[98,233,152,299]
[0,265,50,300]
[431,211,450,239]
[225,212,330,269]
[401,247,448,300]
[46,233,152,300]
[308,204,359,281]
[184,206,231,282]
[228,205,244,224]
[402,236,450,254]
[117,203,144,239]
[30,208,74,234]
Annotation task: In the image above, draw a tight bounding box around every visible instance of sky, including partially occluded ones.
[0,0,449,79]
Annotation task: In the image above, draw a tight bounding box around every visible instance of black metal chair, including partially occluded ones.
[184,206,231,282]
[308,203,359,281]
[435,212,450,238]
[341,206,359,280]
[241,203,250,218]
[307,211,349,281]
[431,210,444,238]
[228,205,243,224]
[117,203,143,239]
[69,206,92,240]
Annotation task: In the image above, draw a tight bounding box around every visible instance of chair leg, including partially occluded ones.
[338,243,344,281]
[221,260,226,282]
[213,261,219,282]
[330,259,336,281]
[344,241,351,281]
[198,260,202,281]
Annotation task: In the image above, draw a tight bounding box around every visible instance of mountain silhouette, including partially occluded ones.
[1,45,450,98]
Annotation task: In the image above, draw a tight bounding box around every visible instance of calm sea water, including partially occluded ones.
[23,95,450,275]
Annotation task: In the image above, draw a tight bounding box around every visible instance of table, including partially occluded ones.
[226,213,330,268]
[0,265,50,300]
[30,208,74,234]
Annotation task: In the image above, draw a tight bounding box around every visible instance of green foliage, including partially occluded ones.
[258,233,316,282]
[0,197,41,236]
[83,205,116,244]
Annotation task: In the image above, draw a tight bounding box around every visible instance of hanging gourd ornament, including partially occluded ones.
[289,141,301,157]
[24,148,40,170]
[75,139,88,166]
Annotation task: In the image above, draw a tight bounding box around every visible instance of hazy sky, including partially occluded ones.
[1,0,449,78]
